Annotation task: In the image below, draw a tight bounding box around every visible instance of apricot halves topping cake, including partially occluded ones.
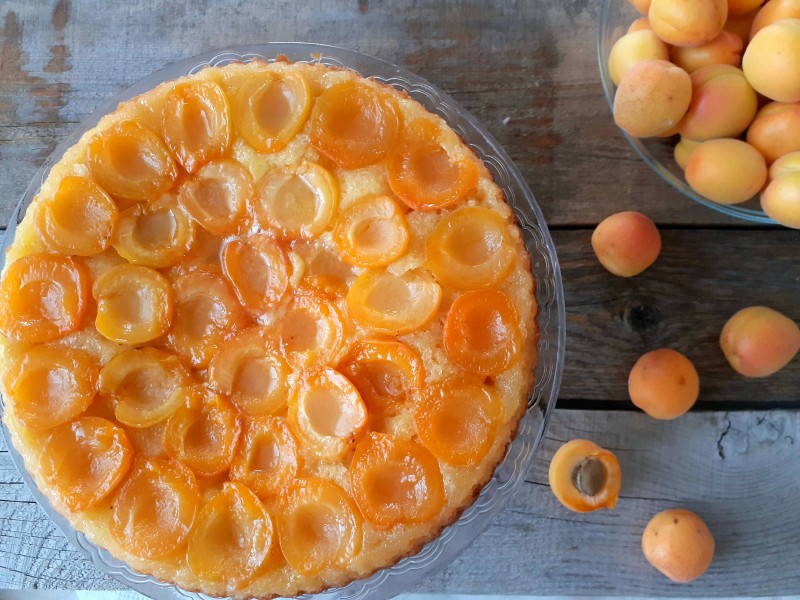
[0,57,537,599]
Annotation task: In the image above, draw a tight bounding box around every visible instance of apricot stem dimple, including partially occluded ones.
[572,457,607,497]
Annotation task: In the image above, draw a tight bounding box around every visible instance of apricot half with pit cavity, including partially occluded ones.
[548,439,621,513]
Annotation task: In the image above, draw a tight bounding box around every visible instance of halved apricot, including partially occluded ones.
[350,432,444,528]
[222,234,290,315]
[443,290,522,376]
[426,206,516,289]
[276,477,362,575]
[310,80,400,169]
[99,348,194,428]
[86,121,177,202]
[173,226,224,274]
[165,389,241,477]
[414,377,502,466]
[292,239,356,297]
[333,195,410,268]
[548,439,622,513]
[288,368,367,461]
[112,194,195,268]
[166,271,248,368]
[178,159,253,235]
[338,339,424,422]
[39,416,133,512]
[36,176,118,256]
[208,327,289,417]
[5,346,98,431]
[230,416,299,499]
[0,253,90,343]
[162,80,231,173]
[273,291,346,367]
[187,482,273,588]
[93,264,173,344]
[232,71,311,153]
[110,457,200,558]
[346,268,442,335]
[254,162,338,240]
[388,118,479,211]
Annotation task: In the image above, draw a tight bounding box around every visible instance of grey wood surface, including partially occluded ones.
[1,0,800,597]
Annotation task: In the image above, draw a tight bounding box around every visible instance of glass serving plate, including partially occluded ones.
[597,0,776,224]
[0,43,566,600]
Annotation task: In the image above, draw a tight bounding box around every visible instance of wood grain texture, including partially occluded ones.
[0,0,758,230]
[2,409,799,595]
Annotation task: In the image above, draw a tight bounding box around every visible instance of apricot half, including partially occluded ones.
[230,416,300,500]
[642,509,715,582]
[629,349,700,419]
[333,195,409,268]
[720,306,800,377]
[548,439,622,513]
[591,211,661,277]
[274,291,346,368]
[222,234,290,315]
[178,159,253,235]
[743,19,800,102]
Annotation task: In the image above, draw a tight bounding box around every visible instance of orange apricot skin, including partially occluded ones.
[608,30,670,86]
[674,137,701,170]
[720,306,800,377]
[747,102,800,164]
[630,0,651,15]
[728,0,766,16]
[591,211,661,277]
[548,439,622,513]
[649,0,728,47]
[628,349,700,420]
[761,172,800,228]
[613,61,692,138]
[751,0,800,38]
[642,509,715,582]
[685,139,767,205]
[743,20,800,102]
[669,31,743,74]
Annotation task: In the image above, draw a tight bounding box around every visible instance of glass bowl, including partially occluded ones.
[597,0,776,224]
[0,43,566,600]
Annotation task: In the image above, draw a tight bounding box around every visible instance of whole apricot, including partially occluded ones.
[674,136,701,170]
[630,0,651,15]
[769,151,800,180]
[591,211,661,277]
[746,102,800,164]
[678,65,757,141]
[548,439,622,513]
[729,0,767,16]
[649,0,727,47]
[670,31,743,73]
[743,19,800,102]
[628,17,653,33]
[629,349,699,420]
[751,0,800,38]
[609,31,670,86]
[720,306,800,376]
[614,60,692,138]
[685,139,767,205]
[761,172,800,227]
[725,9,759,40]
[642,509,715,582]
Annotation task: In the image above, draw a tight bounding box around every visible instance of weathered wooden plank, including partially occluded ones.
[0,0,748,231]
[557,228,800,405]
[2,409,799,595]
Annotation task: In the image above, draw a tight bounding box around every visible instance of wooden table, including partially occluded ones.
[1,0,798,596]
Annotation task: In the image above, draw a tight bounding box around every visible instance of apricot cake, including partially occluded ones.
[0,57,538,599]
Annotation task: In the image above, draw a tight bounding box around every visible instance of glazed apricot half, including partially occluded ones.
[230,416,300,500]
[208,327,290,417]
[5,346,98,431]
[187,482,274,588]
[39,416,133,512]
[110,457,200,559]
[0,253,90,343]
[222,234,290,316]
[443,290,522,376]
[99,348,194,428]
[276,477,363,575]
[112,194,195,268]
[166,271,248,368]
[426,206,516,289]
[415,378,503,466]
[310,80,401,169]
[36,176,118,256]
[338,339,425,421]
[93,264,173,344]
[272,291,346,368]
[548,439,622,513]
[388,118,479,211]
[86,121,177,202]
[350,432,445,528]
[162,80,231,173]
[333,195,410,268]
[255,162,338,240]
[165,389,242,477]
[178,159,253,236]
[288,368,367,461]
[232,71,312,153]
[346,268,442,335]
